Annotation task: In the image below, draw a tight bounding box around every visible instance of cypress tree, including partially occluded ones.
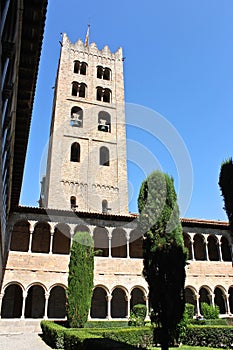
[219,158,233,235]
[66,231,94,328]
[138,170,187,350]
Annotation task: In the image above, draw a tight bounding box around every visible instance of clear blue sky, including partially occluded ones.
[20,0,233,221]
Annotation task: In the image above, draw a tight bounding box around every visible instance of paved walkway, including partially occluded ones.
[0,333,52,350]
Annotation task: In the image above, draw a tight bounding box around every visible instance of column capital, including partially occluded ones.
[106,294,112,302]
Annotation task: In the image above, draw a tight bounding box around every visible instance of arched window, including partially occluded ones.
[70,143,80,162]
[70,196,77,209]
[97,66,111,80]
[103,68,111,80]
[103,89,111,103]
[102,199,108,214]
[98,111,111,132]
[100,146,109,166]
[71,82,86,98]
[74,61,87,75]
[70,107,83,127]
[96,87,111,103]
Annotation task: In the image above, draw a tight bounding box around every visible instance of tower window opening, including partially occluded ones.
[74,61,87,75]
[97,66,111,80]
[71,82,86,98]
[96,87,111,103]
[70,142,80,162]
[70,196,77,209]
[102,199,108,214]
[70,106,83,127]
[98,111,111,132]
[100,146,110,166]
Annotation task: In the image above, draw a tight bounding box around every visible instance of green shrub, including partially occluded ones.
[184,325,233,347]
[41,320,65,349]
[129,304,147,326]
[190,318,228,326]
[201,302,219,319]
[66,231,94,328]
[85,321,128,328]
[185,303,194,319]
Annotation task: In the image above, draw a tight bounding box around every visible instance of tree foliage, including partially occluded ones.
[138,170,187,350]
[219,158,233,232]
[66,231,94,328]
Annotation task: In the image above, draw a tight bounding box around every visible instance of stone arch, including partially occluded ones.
[199,286,211,314]
[31,222,51,253]
[10,220,30,252]
[48,285,66,319]
[93,227,108,257]
[70,142,80,162]
[111,228,127,258]
[193,234,206,260]
[90,286,107,319]
[214,286,226,314]
[221,236,231,261]
[130,287,146,309]
[74,225,90,235]
[129,230,143,258]
[25,284,46,318]
[98,111,111,133]
[1,283,23,318]
[111,287,127,318]
[207,235,219,261]
[52,223,71,255]
[70,106,83,127]
[184,286,196,313]
[228,286,233,314]
[183,232,192,260]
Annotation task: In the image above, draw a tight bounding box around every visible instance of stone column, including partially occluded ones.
[106,294,112,319]
[204,236,209,261]
[28,227,34,253]
[195,294,200,316]
[49,229,55,254]
[190,237,195,260]
[208,292,215,307]
[0,293,4,318]
[125,293,131,319]
[125,229,130,259]
[218,239,223,262]
[21,290,27,319]
[44,292,50,319]
[144,295,149,318]
[224,293,230,315]
[108,228,114,258]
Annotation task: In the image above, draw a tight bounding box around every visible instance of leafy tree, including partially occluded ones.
[219,158,233,233]
[66,231,94,328]
[138,170,187,350]
[201,302,219,319]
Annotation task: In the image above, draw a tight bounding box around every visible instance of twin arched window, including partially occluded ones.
[74,61,87,75]
[96,87,111,103]
[72,82,86,98]
[100,146,110,166]
[70,142,80,162]
[97,66,111,80]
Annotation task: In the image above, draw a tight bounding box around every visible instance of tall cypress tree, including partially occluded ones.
[138,171,187,350]
[66,231,94,328]
[219,158,233,234]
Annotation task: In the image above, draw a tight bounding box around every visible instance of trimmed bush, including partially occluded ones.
[41,320,65,349]
[129,304,147,326]
[85,321,129,328]
[201,302,219,319]
[184,325,233,347]
[185,303,194,319]
[190,318,228,326]
[66,231,94,328]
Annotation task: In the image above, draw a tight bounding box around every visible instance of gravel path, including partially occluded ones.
[0,333,52,350]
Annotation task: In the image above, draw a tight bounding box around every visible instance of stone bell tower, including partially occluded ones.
[41,33,128,214]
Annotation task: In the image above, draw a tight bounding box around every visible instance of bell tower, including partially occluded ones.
[41,33,128,214]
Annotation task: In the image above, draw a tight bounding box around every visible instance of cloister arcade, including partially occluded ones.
[1,217,232,320]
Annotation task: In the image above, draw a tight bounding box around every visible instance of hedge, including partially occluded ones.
[85,321,129,328]
[184,325,233,348]
[41,321,152,349]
